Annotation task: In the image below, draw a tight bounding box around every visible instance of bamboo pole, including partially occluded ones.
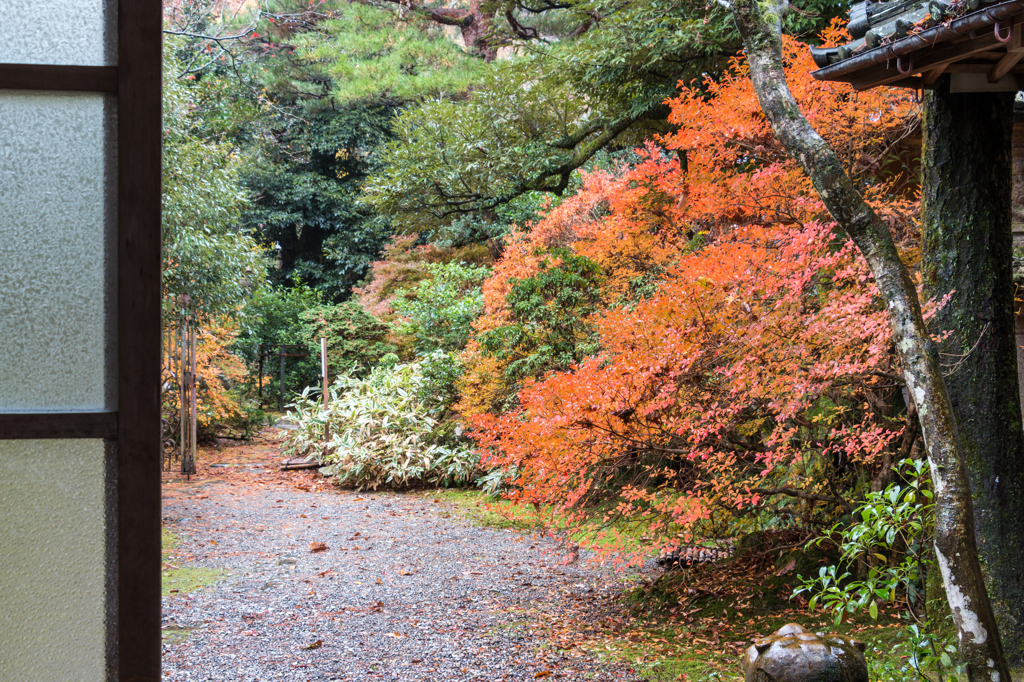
[279,348,286,411]
[321,337,329,461]
[189,327,197,476]
[180,324,187,475]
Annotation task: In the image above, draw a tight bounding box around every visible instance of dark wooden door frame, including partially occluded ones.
[0,2,163,680]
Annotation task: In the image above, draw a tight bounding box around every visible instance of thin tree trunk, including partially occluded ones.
[463,1,497,61]
[923,83,1024,666]
[729,1,1010,678]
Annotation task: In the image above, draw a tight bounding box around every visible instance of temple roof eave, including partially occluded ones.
[810,0,1024,91]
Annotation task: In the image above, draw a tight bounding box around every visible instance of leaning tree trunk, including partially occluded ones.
[923,83,1024,666]
[462,0,497,61]
[729,1,1010,679]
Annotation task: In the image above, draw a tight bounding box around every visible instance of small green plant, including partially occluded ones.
[235,284,324,399]
[416,349,464,414]
[479,249,604,385]
[796,458,965,681]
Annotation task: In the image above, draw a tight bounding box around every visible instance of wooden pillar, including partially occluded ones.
[1012,105,1024,421]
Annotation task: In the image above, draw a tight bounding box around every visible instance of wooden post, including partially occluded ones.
[189,327,197,476]
[180,325,196,477]
[180,325,187,475]
[258,344,264,405]
[321,337,330,460]
[279,347,286,411]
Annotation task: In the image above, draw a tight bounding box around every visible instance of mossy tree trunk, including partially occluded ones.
[922,83,1024,666]
[728,1,1010,679]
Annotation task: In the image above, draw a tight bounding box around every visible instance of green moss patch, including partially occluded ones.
[422,489,538,530]
[161,527,226,598]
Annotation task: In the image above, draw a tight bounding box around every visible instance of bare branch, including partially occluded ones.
[751,487,852,513]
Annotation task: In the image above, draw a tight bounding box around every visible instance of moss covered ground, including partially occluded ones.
[161,527,226,598]
[429,489,931,681]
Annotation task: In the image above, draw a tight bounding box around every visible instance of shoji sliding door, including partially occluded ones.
[0,2,162,680]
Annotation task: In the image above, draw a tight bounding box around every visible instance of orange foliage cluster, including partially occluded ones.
[162,320,255,443]
[666,30,918,236]
[468,35,922,561]
[479,160,688,331]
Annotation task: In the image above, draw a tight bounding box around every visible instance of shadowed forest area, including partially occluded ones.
[160,1,1024,680]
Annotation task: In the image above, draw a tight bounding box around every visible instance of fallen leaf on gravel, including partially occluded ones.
[299,514,307,518]
[309,542,328,553]
[411,659,422,663]
[302,640,322,650]
[535,671,552,678]
[399,570,412,576]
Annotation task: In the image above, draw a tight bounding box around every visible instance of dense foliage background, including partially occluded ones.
[161,3,974,675]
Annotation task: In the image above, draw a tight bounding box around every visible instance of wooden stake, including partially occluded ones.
[189,327,197,476]
[180,325,187,475]
[321,337,330,460]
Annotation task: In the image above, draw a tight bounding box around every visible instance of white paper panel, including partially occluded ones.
[0,439,112,681]
[0,92,117,412]
[0,0,116,66]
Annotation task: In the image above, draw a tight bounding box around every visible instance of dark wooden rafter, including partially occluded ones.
[923,65,946,84]
[0,413,117,439]
[0,64,118,92]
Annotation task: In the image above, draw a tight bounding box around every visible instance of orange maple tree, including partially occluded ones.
[162,319,260,446]
[467,32,924,562]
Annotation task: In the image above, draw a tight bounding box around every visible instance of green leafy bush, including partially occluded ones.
[300,302,395,377]
[162,40,265,329]
[235,284,323,402]
[391,262,490,354]
[282,361,478,490]
[416,349,464,414]
[480,249,604,384]
[796,459,964,681]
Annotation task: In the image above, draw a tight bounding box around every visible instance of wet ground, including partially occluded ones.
[160,434,652,681]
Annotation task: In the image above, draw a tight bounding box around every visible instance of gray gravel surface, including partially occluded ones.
[161,469,651,681]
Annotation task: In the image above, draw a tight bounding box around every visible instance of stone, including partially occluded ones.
[741,624,868,682]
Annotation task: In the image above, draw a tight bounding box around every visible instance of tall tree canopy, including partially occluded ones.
[258,0,844,233]
[240,101,397,297]
[163,38,265,327]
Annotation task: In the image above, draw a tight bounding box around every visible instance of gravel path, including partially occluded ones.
[161,439,652,681]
